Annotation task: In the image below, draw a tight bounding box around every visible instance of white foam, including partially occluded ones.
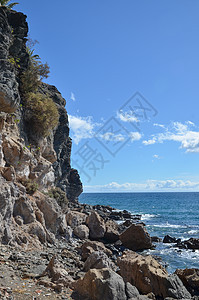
[152,222,187,229]
[141,214,157,221]
[187,230,199,235]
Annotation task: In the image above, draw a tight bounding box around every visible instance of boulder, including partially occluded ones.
[175,268,199,295]
[43,255,74,287]
[119,223,152,251]
[163,235,178,243]
[151,236,162,243]
[117,250,191,299]
[104,219,119,242]
[73,268,127,300]
[73,224,89,239]
[66,210,87,228]
[84,251,116,272]
[178,238,199,250]
[86,211,106,239]
[81,240,112,261]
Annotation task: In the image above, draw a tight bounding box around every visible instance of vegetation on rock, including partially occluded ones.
[48,187,68,208]
[20,178,38,195]
[0,0,18,9]
[23,92,59,137]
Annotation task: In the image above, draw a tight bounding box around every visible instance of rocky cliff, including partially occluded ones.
[0,6,82,199]
[0,6,82,246]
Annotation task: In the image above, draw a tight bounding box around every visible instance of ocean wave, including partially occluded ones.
[141,214,157,220]
[187,230,199,235]
[152,222,187,229]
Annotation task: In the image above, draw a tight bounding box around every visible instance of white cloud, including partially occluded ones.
[143,138,156,145]
[153,123,165,128]
[143,121,199,153]
[68,115,96,144]
[100,132,125,142]
[153,154,160,159]
[70,92,76,101]
[117,111,139,123]
[84,179,199,192]
[129,132,142,142]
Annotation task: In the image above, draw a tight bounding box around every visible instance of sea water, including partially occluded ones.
[79,192,199,273]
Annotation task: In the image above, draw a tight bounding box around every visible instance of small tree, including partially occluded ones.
[0,0,19,9]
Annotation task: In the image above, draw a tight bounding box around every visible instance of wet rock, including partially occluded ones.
[151,236,162,243]
[117,250,191,299]
[163,235,178,243]
[177,238,199,250]
[120,223,152,251]
[86,211,106,239]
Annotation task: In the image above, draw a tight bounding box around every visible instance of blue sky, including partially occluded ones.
[17,0,199,192]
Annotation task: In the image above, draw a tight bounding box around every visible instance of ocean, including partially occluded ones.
[79,192,199,273]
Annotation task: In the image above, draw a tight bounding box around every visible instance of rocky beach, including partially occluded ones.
[0,4,199,300]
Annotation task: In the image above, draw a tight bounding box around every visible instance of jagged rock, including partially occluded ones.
[119,223,152,251]
[104,219,119,242]
[0,166,16,181]
[84,251,116,272]
[66,210,87,228]
[175,268,199,295]
[151,236,162,243]
[13,195,35,224]
[43,255,74,288]
[81,240,112,261]
[0,7,28,113]
[39,84,83,202]
[177,238,199,250]
[73,268,127,300]
[74,224,89,239]
[163,235,178,243]
[34,191,67,235]
[126,282,151,299]
[86,211,106,239]
[117,250,191,299]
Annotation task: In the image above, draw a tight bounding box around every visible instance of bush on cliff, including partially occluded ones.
[20,178,38,195]
[20,61,50,95]
[47,187,68,208]
[0,0,18,9]
[24,92,59,137]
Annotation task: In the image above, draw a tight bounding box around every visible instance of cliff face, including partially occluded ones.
[0,6,82,201]
[0,7,82,246]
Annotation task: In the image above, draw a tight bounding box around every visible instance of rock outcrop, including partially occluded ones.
[73,268,150,300]
[117,250,191,299]
[0,6,83,245]
[175,268,199,296]
[0,7,28,113]
[120,223,152,251]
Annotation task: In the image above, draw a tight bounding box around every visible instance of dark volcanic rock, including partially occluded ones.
[163,235,178,243]
[0,7,28,113]
[38,83,83,202]
[177,238,199,250]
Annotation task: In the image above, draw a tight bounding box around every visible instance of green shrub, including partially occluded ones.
[24,92,59,137]
[20,179,38,195]
[48,187,68,208]
[20,62,49,95]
